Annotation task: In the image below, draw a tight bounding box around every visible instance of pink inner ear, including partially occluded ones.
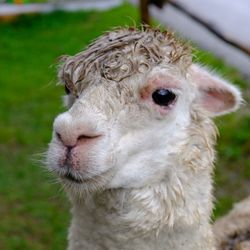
[201,88,236,114]
[190,64,241,116]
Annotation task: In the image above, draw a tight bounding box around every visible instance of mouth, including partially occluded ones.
[62,171,84,183]
[58,167,114,187]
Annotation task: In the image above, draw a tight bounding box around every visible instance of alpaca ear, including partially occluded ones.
[189,64,242,117]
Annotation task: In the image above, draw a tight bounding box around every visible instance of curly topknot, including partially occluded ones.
[59,27,192,97]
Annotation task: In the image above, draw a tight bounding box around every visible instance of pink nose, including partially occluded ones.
[55,132,99,148]
[53,113,101,148]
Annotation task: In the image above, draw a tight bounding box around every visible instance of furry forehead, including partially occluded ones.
[58,27,192,96]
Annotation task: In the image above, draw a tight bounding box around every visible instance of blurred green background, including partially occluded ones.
[0,3,249,249]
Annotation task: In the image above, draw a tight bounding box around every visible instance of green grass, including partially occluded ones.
[0,3,249,249]
[192,50,250,217]
[6,0,48,3]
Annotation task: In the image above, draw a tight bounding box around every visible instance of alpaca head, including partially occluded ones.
[46,28,241,195]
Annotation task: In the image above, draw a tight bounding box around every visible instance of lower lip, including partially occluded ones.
[60,168,113,185]
[62,173,84,183]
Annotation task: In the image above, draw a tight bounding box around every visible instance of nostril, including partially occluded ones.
[56,132,62,141]
[77,135,94,140]
[55,132,76,148]
[55,129,101,147]
[77,134,101,143]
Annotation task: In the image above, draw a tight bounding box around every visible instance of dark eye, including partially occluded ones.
[152,89,176,106]
[64,84,71,95]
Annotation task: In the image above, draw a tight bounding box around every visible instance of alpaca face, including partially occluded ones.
[46,29,241,195]
[47,66,193,191]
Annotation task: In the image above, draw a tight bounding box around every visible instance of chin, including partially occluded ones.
[56,166,115,196]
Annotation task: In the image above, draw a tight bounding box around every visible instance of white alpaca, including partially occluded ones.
[46,28,242,250]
